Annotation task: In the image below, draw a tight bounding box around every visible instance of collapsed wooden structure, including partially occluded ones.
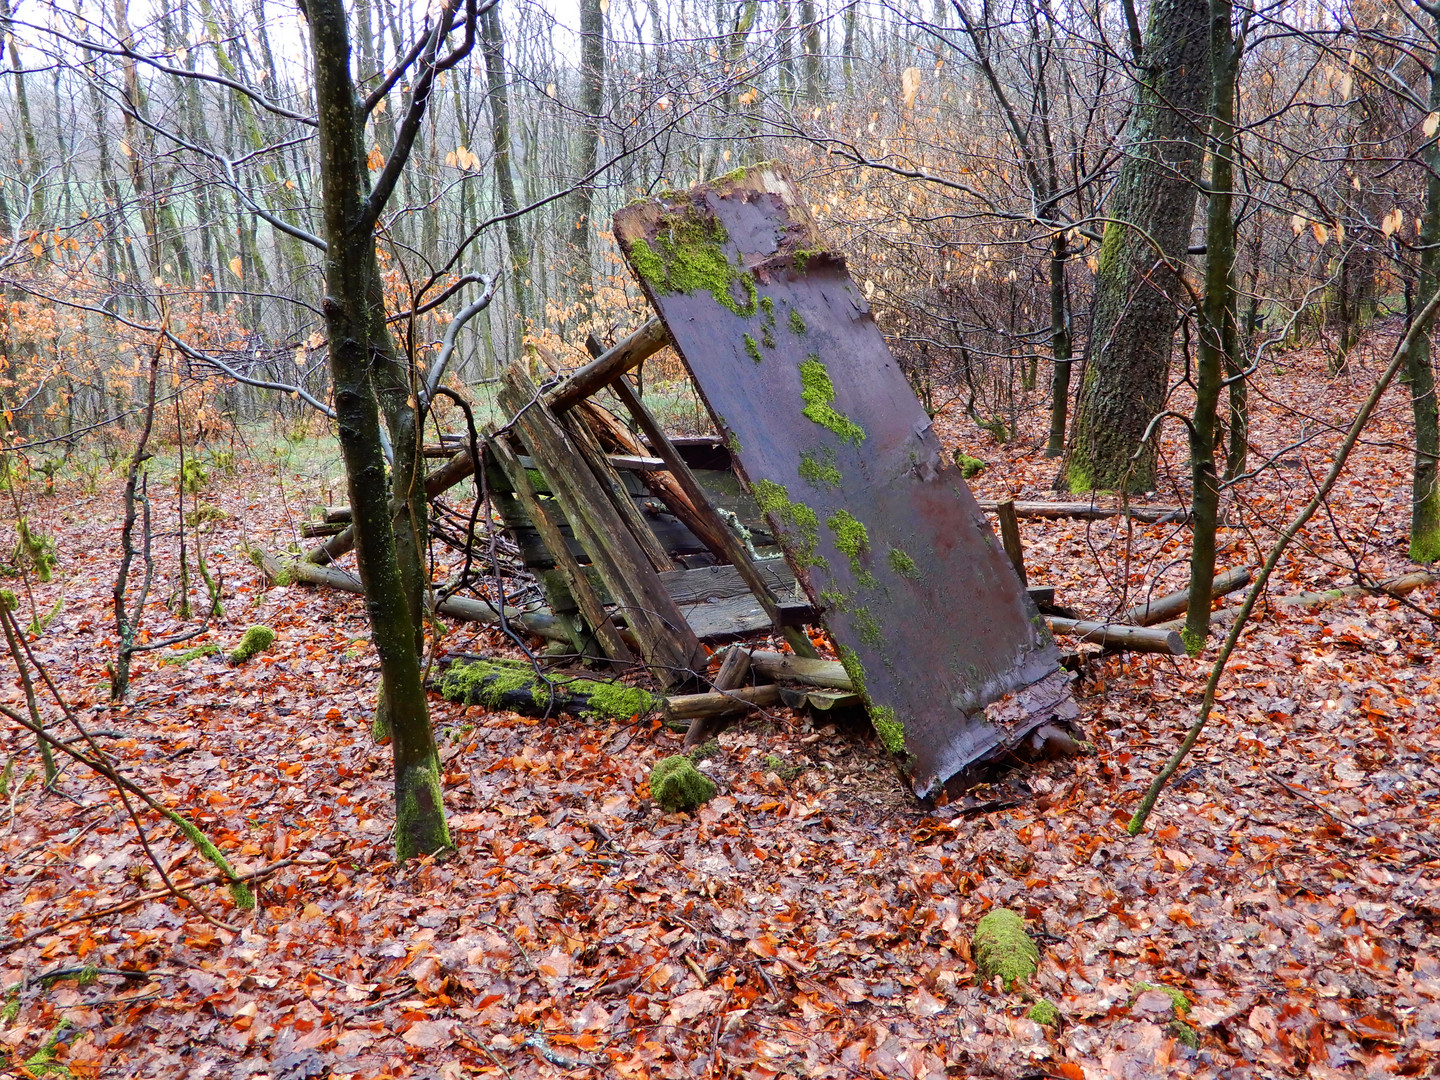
[270,164,1265,796]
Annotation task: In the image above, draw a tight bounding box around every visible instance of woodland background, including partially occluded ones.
[0,0,1433,1076]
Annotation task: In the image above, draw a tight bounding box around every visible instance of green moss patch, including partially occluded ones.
[1132,982,1191,1017]
[744,334,764,364]
[789,309,807,335]
[800,356,865,445]
[229,625,275,664]
[438,659,656,721]
[162,643,219,666]
[887,546,921,578]
[972,909,1040,989]
[1027,999,1060,1026]
[827,510,869,575]
[870,704,905,752]
[626,207,757,316]
[751,479,825,567]
[650,755,716,812]
[798,448,842,489]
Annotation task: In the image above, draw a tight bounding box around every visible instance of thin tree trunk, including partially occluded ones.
[1406,13,1440,564]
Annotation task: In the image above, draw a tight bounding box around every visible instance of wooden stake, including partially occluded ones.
[995,499,1027,586]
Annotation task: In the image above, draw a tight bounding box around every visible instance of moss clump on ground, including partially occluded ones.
[888,546,921,578]
[800,356,865,445]
[954,451,987,478]
[24,1020,73,1077]
[744,334,764,364]
[229,625,276,663]
[789,309,807,335]
[162,644,219,666]
[798,448,842,489]
[626,208,757,317]
[752,479,825,567]
[972,909,1040,989]
[649,755,716,812]
[688,740,721,761]
[1027,999,1060,1026]
[763,754,803,781]
[870,705,905,752]
[1132,982,1191,1017]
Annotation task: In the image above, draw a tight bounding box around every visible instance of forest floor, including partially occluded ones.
[0,322,1438,1079]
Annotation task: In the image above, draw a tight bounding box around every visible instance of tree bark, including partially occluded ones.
[1183,0,1237,650]
[307,0,449,861]
[1063,0,1209,493]
[1407,13,1440,564]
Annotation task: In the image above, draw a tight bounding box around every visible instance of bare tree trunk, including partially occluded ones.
[307,0,450,861]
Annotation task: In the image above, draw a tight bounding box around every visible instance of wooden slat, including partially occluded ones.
[546,318,669,414]
[499,364,705,687]
[486,430,634,665]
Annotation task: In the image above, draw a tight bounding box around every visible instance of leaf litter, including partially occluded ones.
[0,325,1436,1077]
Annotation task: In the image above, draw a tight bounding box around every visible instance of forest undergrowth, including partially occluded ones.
[0,326,1436,1079]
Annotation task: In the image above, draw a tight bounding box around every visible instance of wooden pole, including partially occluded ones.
[995,499,1027,586]
[1045,617,1186,655]
[1123,565,1253,626]
[546,318,669,414]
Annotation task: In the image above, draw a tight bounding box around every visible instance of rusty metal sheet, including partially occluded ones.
[614,163,1075,797]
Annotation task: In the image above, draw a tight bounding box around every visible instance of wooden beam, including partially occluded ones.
[1045,617,1186,655]
[546,318,669,414]
[978,500,1186,524]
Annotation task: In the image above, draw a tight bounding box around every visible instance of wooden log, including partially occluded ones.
[300,521,346,538]
[995,499,1027,586]
[260,553,571,642]
[665,684,781,723]
[1044,617,1186,655]
[546,318,669,414]
[1123,565,1254,626]
[485,429,633,664]
[977,500,1186,524]
[499,364,706,686]
[1157,571,1440,635]
[435,658,660,720]
[323,506,352,524]
[713,646,751,691]
[747,650,853,690]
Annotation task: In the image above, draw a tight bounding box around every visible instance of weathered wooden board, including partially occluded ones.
[614,162,1075,795]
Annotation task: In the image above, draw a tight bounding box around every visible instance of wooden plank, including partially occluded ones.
[486,430,634,665]
[498,364,705,687]
[558,406,678,573]
[608,375,821,660]
[614,163,1072,796]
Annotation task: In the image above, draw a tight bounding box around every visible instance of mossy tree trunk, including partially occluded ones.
[308,0,465,861]
[1183,0,1238,651]
[1407,14,1440,564]
[1063,0,1209,493]
[568,0,605,327]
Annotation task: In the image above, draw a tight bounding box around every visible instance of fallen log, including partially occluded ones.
[977,500,1186,524]
[434,658,660,720]
[261,553,570,642]
[1156,571,1440,634]
[746,650,853,690]
[1122,565,1254,626]
[665,685,782,723]
[1044,617,1186,655]
[300,521,346,538]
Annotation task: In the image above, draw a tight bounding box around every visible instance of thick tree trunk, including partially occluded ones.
[1063,0,1209,493]
[307,0,449,861]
